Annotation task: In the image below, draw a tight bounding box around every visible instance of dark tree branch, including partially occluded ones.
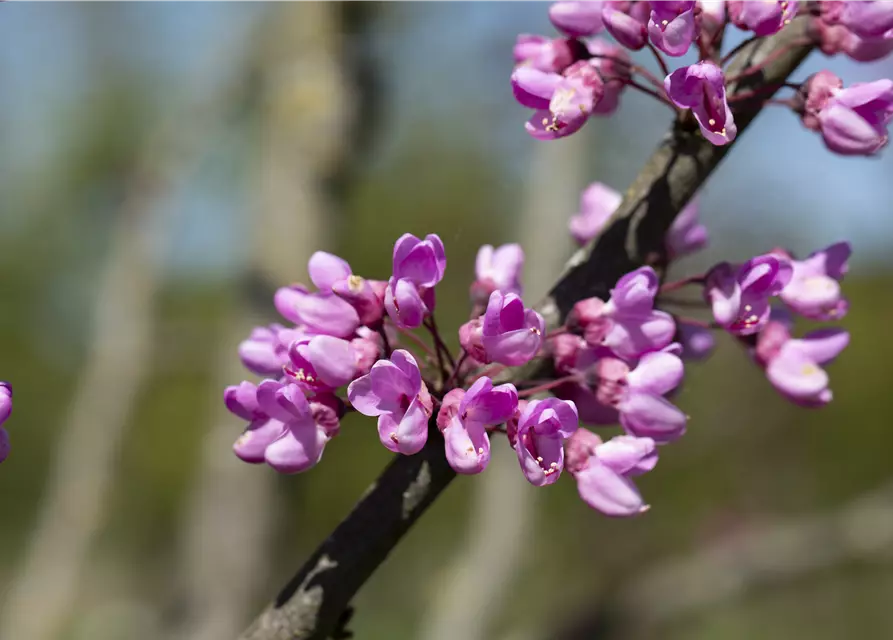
[239,18,815,640]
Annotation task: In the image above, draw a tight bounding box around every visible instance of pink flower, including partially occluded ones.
[817,79,893,156]
[799,70,844,131]
[437,377,519,474]
[227,380,340,474]
[274,251,360,339]
[286,335,359,392]
[482,291,546,366]
[648,1,698,57]
[600,267,676,359]
[0,382,12,464]
[549,1,607,37]
[602,1,650,50]
[347,350,434,455]
[514,397,579,486]
[238,324,305,377]
[385,233,446,328]
[678,321,716,361]
[665,61,737,146]
[705,254,793,335]
[617,348,687,442]
[566,429,657,516]
[755,323,849,407]
[778,242,850,320]
[514,34,588,74]
[839,1,893,39]
[666,197,708,258]
[471,243,524,305]
[524,61,605,140]
[587,38,632,115]
[569,182,623,246]
[697,0,727,38]
[727,0,798,36]
[812,19,893,62]
[332,276,387,328]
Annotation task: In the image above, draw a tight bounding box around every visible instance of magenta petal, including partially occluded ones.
[273,285,309,324]
[234,418,286,464]
[619,392,687,443]
[511,66,561,109]
[347,373,379,416]
[575,458,647,516]
[525,108,587,140]
[648,9,696,57]
[386,278,427,329]
[705,262,741,326]
[602,310,676,360]
[460,377,519,425]
[306,335,357,388]
[264,421,328,474]
[794,329,850,365]
[292,291,360,338]
[256,380,299,422]
[602,5,648,50]
[224,381,260,421]
[608,267,660,315]
[595,435,657,475]
[549,1,606,37]
[444,417,491,474]
[308,251,352,291]
[627,351,684,396]
[766,343,829,400]
[378,397,429,455]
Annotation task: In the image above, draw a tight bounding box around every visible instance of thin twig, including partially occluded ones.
[721,34,761,67]
[647,42,671,79]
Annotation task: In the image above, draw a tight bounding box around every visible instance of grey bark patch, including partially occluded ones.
[402,461,431,519]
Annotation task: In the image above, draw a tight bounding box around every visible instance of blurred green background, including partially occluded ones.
[1,3,892,640]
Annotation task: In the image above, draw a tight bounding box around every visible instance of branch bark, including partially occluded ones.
[239,18,815,640]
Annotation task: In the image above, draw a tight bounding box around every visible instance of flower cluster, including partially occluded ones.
[222,1,863,521]
[224,228,676,516]
[511,1,893,155]
[0,382,11,464]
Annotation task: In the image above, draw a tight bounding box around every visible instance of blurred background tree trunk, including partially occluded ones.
[167,5,380,640]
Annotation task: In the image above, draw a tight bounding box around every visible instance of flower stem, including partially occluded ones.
[397,326,436,359]
[674,315,713,329]
[621,78,676,109]
[517,375,581,398]
[444,349,468,390]
[660,274,705,294]
[721,34,762,67]
[377,326,392,358]
[647,42,671,79]
[425,316,456,369]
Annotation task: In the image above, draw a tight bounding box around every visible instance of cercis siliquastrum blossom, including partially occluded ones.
[796,70,893,156]
[225,222,750,518]
[219,1,874,518]
[0,382,12,464]
[513,1,892,156]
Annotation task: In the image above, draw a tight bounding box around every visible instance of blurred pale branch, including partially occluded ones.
[0,12,262,640]
[419,127,587,640]
[239,16,816,640]
[168,5,380,640]
[551,477,893,640]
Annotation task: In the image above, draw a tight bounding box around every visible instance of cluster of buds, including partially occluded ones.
[222,1,866,520]
[511,1,893,155]
[564,179,850,408]
[225,227,679,516]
